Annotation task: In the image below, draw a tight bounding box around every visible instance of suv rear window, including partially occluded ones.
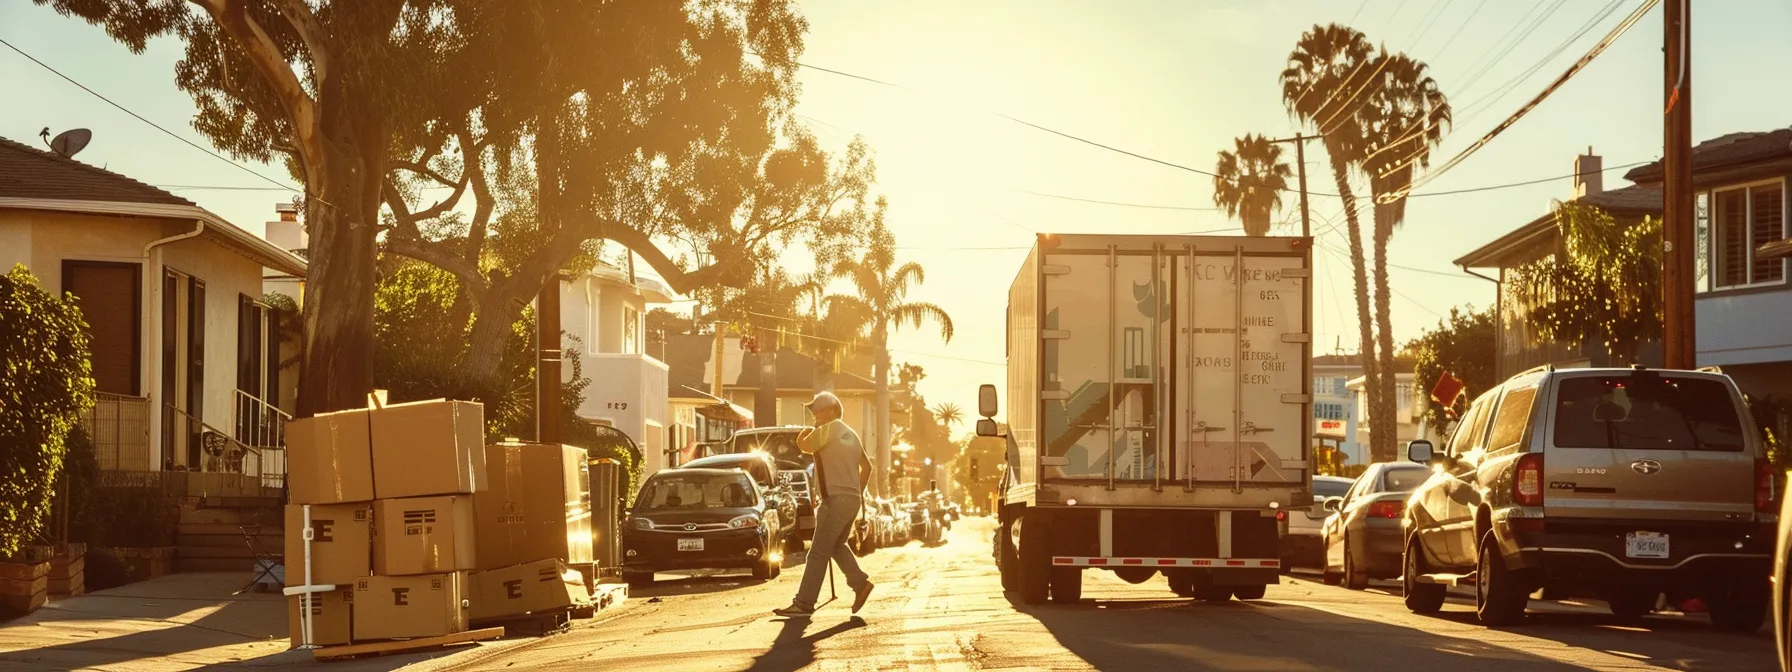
[1552,375,1745,451]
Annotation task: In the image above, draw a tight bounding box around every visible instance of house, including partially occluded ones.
[1625,128,1792,402]
[1347,370,1441,458]
[557,260,677,476]
[0,136,305,497]
[1454,151,1664,380]
[1312,354,1364,464]
[667,383,753,468]
[663,333,880,463]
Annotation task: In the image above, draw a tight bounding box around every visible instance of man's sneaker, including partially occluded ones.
[772,604,815,618]
[852,581,875,614]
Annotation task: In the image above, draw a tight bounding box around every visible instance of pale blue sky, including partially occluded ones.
[4,0,1789,425]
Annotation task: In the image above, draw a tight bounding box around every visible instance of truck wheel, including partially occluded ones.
[1342,535,1367,590]
[624,570,654,588]
[1402,534,1446,614]
[1167,570,1195,597]
[998,518,1020,592]
[785,530,806,556]
[1233,583,1267,600]
[1018,512,1053,605]
[1475,531,1528,627]
[1708,575,1769,633]
[1050,568,1082,604]
[1192,572,1232,602]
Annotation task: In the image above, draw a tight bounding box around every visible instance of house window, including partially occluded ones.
[1708,180,1786,290]
[621,305,640,354]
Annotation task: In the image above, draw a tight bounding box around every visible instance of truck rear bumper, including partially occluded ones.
[1051,556,1281,569]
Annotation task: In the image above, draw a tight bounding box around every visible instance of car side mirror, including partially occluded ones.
[1322,498,1342,513]
[1407,439,1435,464]
[978,384,999,418]
[975,418,1002,438]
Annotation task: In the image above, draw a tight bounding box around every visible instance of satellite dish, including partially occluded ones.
[49,129,92,159]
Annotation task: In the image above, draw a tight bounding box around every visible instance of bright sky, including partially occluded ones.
[5,0,1791,427]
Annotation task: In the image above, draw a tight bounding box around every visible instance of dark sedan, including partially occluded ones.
[622,468,787,586]
[1322,462,1429,589]
[678,452,802,554]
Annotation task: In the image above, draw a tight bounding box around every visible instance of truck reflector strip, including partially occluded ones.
[1051,557,1280,568]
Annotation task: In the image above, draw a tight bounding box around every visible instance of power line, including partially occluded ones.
[1407,160,1648,198]
[1011,189,1220,211]
[156,184,296,191]
[0,36,301,194]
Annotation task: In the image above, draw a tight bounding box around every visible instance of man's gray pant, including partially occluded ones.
[792,493,869,609]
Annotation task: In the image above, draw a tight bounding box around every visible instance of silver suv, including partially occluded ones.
[1401,365,1775,630]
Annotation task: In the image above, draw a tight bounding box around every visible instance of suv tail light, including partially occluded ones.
[1365,501,1403,519]
[1757,458,1777,513]
[1275,509,1287,522]
[1514,453,1544,507]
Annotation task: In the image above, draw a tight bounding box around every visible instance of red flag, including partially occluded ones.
[1431,371,1466,416]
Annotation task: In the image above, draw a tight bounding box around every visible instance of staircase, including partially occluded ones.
[176,496,283,573]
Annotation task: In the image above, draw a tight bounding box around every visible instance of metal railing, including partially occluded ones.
[164,401,285,495]
[234,390,290,490]
[82,393,152,472]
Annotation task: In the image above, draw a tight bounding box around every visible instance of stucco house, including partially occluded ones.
[0,136,306,497]
[557,260,678,476]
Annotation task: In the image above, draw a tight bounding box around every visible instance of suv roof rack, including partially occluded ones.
[1697,365,1724,374]
[1518,363,1556,377]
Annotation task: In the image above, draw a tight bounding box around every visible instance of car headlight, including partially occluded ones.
[631,517,655,531]
[729,515,761,529]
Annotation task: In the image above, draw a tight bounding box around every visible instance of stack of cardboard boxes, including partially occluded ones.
[284,401,596,648]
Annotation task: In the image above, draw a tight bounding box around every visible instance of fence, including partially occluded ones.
[82,393,152,472]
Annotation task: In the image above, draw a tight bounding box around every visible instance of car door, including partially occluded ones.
[1325,469,1372,572]
[1416,391,1494,569]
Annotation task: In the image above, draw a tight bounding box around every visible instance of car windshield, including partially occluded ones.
[734,432,811,467]
[1313,480,1351,499]
[635,473,757,510]
[1552,375,1745,452]
[1379,468,1428,493]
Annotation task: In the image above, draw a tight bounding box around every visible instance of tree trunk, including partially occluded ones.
[1328,157,1381,463]
[1372,223,1399,464]
[464,278,538,382]
[875,344,891,499]
[295,147,381,418]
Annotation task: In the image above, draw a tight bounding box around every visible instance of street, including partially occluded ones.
[431,518,1777,672]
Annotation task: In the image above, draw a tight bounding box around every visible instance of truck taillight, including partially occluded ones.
[1514,453,1544,507]
[1365,501,1403,519]
[1757,458,1777,514]
[1275,509,1287,522]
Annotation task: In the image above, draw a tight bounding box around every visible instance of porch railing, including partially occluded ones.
[164,401,285,496]
[82,393,152,471]
[234,389,290,490]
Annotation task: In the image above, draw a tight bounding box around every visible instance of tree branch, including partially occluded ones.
[271,0,330,87]
[191,0,323,183]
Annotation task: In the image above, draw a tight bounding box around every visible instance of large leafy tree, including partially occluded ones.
[827,224,954,497]
[1212,134,1292,236]
[1511,203,1663,365]
[1360,49,1451,462]
[0,266,95,556]
[1405,306,1494,434]
[1281,24,1385,457]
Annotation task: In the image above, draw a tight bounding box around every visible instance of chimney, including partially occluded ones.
[1573,148,1603,199]
[265,202,308,254]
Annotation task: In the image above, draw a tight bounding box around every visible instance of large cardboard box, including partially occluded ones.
[469,559,590,622]
[370,399,487,499]
[287,587,353,647]
[475,442,593,569]
[287,409,376,505]
[284,503,372,586]
[351,573,466,641]
[373,496,476,576]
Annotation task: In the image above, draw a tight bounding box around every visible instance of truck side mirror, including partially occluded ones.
[1407,440,1435,464]
[975,418,1001,438]
[978,384,999,418]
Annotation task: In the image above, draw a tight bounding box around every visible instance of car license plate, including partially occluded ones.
[1625,531,1668,559]
[677,538,704,552]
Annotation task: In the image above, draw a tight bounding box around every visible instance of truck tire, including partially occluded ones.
[1709,575,1769,633]
[1050,568,1082,604]
[998,518,1020,592]
[1192,572,1232,602]
[1232,583,1267,600]
[1402,534,1446,614]
[1018,512,1052,605]
[624,570,654,588]
[1475,531,1528,627]
[1167,570,1195,597]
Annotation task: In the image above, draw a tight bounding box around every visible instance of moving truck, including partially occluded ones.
[975,233,1314,604]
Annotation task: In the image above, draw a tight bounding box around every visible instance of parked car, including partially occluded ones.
[678,452,801,555]
[881,500,910,546]
[777,461,816,542]
[853,497,881,555]
[874,499,901,547]
[1402,366,1774,630]
[907,502,941,546]
[1321,463,1429,588]
[1283,475,1353,569]
[1774,478,1792,670]
[621,468,787,586]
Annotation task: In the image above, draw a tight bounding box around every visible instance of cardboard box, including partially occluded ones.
[373,496,476,576]
[286,409,375,504]
[284,503,372,586]
[287,587,353,647]
[475,442,593,570]
[351,573,466,641]
[370,399,487,499]
[469,559,590,621]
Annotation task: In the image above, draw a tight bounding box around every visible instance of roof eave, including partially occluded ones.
[0,198,308,277]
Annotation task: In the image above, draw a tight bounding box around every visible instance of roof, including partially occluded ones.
[1625,128,1792,185]
[0,136,193,205]
[1453,185,1662,269]
[663,333,878,394]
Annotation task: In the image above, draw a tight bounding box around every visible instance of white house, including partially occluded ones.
[1312,354,1364,464]
[0,136,305,497]
[558,260,676,477]
[1347,372,1442,461]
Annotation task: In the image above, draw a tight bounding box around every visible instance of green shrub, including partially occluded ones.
[0,265,96,557]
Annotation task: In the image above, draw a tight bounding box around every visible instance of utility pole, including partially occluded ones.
[1268,133,1315,238]
[711,321,727,399]
[1663,0,1696,369]
[536,274,562,444]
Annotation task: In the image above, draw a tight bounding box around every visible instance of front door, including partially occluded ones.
[161,270,205,470]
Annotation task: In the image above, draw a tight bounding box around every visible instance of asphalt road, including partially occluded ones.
[433,517,1779,671]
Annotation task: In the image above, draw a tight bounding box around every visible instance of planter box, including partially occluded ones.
[0,561,51,616]
[49,546,85,597]
[91,547,176,589]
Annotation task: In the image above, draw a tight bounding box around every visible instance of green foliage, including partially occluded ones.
[1510,204,1662,363]
[1405,306,1496,433]
[1212,134,1292,236]
[372,258,535,437]
[0,265,95,557]
[1312,444,1348,476]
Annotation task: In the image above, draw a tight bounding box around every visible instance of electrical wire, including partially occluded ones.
[1011,189,1220,211]
[0,36,301,194]
[1424,0,1489,59]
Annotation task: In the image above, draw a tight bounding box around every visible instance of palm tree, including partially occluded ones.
[1360,50,1451,463]
[1281,23,1387,459]
[1212,134,1293,236]
[826,223,954,497]
[934,402,964,432]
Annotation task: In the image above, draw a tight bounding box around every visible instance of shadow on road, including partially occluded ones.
[1412,603,1774,672]
[743,615,868,672]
